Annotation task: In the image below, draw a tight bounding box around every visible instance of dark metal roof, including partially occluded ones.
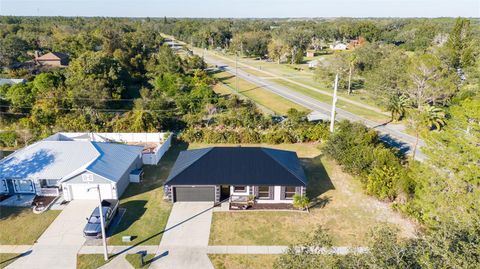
[166,147,307,186]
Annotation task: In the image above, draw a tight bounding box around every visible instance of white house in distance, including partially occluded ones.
[329,42,348,51]
[0,132,172,201]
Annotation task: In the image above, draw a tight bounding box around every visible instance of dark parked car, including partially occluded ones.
[83,199,119,238]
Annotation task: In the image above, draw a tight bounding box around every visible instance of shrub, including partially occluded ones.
[0,131,18,147]
[292,194,310,211]
[324,120,405,200]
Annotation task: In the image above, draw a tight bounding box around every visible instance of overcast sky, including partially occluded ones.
[1,0,479,18]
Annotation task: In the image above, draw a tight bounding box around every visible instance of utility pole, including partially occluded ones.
[235,52,239,91]
[89,185,108,261]
[330,74,339,133]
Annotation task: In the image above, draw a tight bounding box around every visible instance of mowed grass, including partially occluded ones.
[208,143,416,246]
[209,254,279,269]
[212,71,308,115]
[0,207,60,245]
[270,78,389,122]
[125,253,155,269]
[107,144,187,245]
[0,253,22,269]
[206,51,390,122]
[76,254,112,269]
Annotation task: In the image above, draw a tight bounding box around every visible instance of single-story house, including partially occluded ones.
[329,42,348,51]
[306,51,316,57]
[0,140,143,201]
[35,51,69,67]
[164,147,307,203]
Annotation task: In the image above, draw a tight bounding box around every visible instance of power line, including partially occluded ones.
[0,105,181,113]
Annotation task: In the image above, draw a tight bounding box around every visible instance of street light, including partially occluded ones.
[87,185,108,261]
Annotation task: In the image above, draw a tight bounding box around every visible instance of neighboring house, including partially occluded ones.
[35,51,69,67]
[329,42,348,51]
[0,138,145,201]
[0,78,26,86]
[164,147,307,203]
[306,51,315,57]
[45,132,172,165]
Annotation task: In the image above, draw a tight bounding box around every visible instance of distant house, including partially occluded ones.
[308,60,320,68]
[0,78,26,86]
[329,42,348,51]
[164,147,307,203]
[35,51,69,67]
[347,37,366,50]
[306,51,315,57]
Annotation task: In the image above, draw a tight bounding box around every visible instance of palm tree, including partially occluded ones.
[407,105,446,160]
[386,95,410,121]
[423,105,447,130]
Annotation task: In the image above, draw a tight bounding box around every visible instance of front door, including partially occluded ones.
[220,185,230,201]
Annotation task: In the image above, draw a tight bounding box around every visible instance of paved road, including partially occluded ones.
[7,200,97,269]
[201,51,426,161]
[150,202,215,269]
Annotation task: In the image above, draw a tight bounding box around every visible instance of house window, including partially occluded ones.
[284,186,296,200]
[233,186,247,193]
[257,186,271,199]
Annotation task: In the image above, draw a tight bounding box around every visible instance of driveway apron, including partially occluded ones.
[151,202,214,269]
[7,200,97,269]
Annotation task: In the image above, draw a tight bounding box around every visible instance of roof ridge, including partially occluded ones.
[165,147,214,183]
[261,148,307,186]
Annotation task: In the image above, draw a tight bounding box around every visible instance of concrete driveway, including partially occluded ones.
[8,200,97,269]
[151,202,214,269]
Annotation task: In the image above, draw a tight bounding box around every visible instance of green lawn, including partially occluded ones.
[209,254,278,269]
[107,144,185,245]
[0,253,22,269]
[76,254,112,269]
[125,253,155,269]
[0,207,60,245]
[208,144,416,246]
[212,71,308,115]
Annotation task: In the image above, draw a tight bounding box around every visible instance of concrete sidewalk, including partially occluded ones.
[6,200,97,269]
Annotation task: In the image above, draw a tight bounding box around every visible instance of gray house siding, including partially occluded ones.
[116,155,142,198]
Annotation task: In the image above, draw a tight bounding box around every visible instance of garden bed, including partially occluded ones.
[229,202,297,211]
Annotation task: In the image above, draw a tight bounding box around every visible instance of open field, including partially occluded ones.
[207,143,416,246]
[107,147,181,245]
[209,254,278,269]
[0,207,60,245]
[212,71,308,115]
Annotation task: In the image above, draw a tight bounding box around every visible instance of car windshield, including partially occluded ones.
[88,216,101,224]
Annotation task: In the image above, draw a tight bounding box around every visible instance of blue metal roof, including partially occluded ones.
[87,142,143,182]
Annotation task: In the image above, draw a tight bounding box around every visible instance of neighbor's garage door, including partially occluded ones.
[174,186,215,202]
[67,184,114,200]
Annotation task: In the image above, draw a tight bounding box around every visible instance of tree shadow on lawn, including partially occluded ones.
[301,154,335,207]
[108,200,147,238]
[119,141,189,200]
[0,206,24,221]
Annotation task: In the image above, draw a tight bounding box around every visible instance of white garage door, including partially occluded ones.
[67,184,114,200]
